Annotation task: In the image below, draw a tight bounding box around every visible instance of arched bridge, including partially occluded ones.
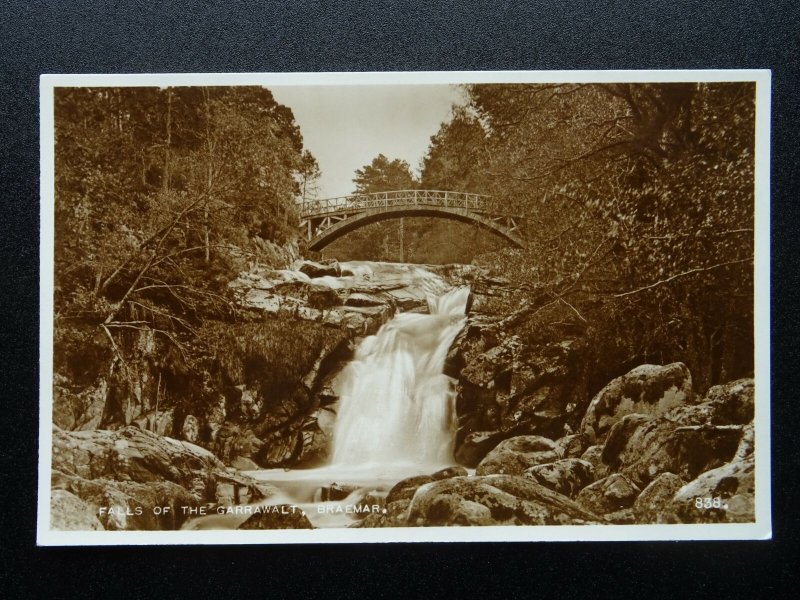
[298,190,524,251]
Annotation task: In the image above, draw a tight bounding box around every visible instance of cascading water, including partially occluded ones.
[330,285,471,468]
[184,261,471,529]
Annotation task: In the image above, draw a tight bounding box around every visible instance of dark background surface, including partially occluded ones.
[1,1,798,597]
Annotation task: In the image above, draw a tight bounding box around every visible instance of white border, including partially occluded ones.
[38,70,772,545]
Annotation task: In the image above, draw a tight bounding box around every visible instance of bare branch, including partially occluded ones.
[614,258,753,298]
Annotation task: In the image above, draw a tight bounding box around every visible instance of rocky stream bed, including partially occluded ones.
[50,260,756,530]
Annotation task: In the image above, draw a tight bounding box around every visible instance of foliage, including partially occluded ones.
[202,319,346,401]
[323,154,417,261]
[460,82,756,392]
[323,148,505,264]
[53,85,314,394]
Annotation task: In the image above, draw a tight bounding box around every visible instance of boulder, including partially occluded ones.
[299,260,341,278]
[385,466,469,505]
[353,499,412,528]
[52,426,224,492]
[406,475,599,526]
[632,472,686,524]
[238,505,315,529]
[52,469,202,530]
[600,414,655,468]
[50,489,104,531]
[476,436,559,476]
[673,424,755,523]
[555,433,591,459]
[352,466,468,528]
[50,426,272,530]
[454,430,508,467]
[580,362,693,442]
[580,444,603,469]
[576,474,641,515]
[602,414,745,488]
[525,459,595,497]
[230,456,259,471]
[703,378,755,425]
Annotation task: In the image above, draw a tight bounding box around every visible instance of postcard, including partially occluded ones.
[38,70,771,544]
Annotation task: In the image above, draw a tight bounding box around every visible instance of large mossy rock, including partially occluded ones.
[405,475,599,526]
[525,459,595,498]
[575,473,641,515]
[597,383,752,490]
[580,362,694,443]
[632,472,686,524]
[52,426,224,490]
[673,424,755,523]
[475,436,559,476]
[50,489,104,531]
[50,426,274,530]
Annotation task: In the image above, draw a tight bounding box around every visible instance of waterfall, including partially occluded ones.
[330,285,471,468]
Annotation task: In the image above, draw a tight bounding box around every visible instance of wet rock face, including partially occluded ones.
[448,321,590,467]
[580,362,694,443]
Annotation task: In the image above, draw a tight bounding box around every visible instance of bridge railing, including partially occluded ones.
[299,189,491,217]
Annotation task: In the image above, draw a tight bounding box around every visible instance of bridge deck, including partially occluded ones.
[299,189,491,218]
[298,189,524,250]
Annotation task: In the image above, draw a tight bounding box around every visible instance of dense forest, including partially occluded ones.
[53,86,334,453]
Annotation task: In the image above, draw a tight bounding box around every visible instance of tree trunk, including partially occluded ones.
[203,87,213,264]
[163,88,172,192]
[399,218,405,262]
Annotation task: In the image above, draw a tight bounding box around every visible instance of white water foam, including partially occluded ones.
[330,285,470,468]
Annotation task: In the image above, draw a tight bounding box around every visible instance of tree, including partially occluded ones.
[447,81,755,391]
[298,150,322,202]
[324,155,417,261]
[352,154,416,194]
[54,85,314,389]
[417,105,505,262]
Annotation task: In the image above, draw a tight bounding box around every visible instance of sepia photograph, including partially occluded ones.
[37,71,771,544]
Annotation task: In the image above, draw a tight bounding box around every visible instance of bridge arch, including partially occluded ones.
[298,190,523,252]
